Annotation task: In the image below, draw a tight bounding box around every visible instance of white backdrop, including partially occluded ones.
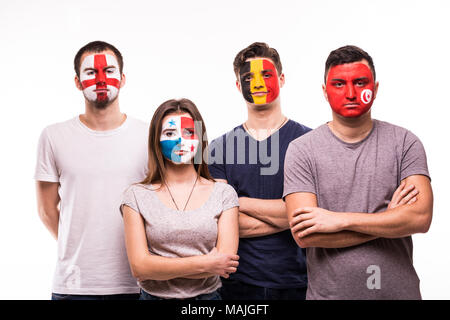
[0,0,449,299]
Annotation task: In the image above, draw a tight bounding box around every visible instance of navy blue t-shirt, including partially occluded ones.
[208,120,311,289]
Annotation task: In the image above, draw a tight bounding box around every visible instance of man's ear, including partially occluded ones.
[120,73,126,88]
[373,81,379,100]
[322,84,329,102]
[236,79,241,93]
[75,76,83,91]
[279,73,285,88]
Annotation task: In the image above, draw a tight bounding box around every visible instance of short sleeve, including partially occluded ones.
[283,140,316,199]
[120,185,140,216]
[400,130,430,181]
[34,127,59,182]
[220,183,239,212]
[208,137,227,181]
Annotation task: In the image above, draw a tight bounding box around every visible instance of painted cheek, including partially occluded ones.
[262,60,279,103]
[239,62,253,103]
[161,138,181,163]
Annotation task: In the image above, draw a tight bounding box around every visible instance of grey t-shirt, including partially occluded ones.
[121,181,239,299]
[283,120,430,300]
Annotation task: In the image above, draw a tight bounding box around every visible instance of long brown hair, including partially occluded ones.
[140,98,214,186]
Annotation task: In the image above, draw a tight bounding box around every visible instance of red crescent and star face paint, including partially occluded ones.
[239,58,280,105]
[79,53,121,104]
[325,62,375,118]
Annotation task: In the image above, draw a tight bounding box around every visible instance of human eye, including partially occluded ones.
[105,67,116,74]
[332,81,344,88]
[355,80,368,87]
[85,70,95,76]
[184,128,194,137]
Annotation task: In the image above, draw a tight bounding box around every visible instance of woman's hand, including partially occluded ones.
[204,247,239,278]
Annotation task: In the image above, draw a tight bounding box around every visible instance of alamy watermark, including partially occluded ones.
[192,122,280,176]
[366,265,381,290]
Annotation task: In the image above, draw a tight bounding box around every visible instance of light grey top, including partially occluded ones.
[283,120,430,300]
[121,181,239,299]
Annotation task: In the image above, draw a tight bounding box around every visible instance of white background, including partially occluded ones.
[0,0,449,299]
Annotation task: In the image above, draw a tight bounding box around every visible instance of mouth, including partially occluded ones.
[94,89,109,93]
[174,150,190,156]
[344,103,360,107]
[251,91,268,96]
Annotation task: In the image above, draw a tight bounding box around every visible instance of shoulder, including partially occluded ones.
[214,181,237,196]
[124,183,155,197]
[374,119,422,144]
[125,116,149,132]
[288,123,326,151]
[210,125,245,146]
[285,119,312,136]
[39,117,79,141]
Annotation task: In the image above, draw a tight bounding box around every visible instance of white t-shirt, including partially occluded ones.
[34,115,148,295]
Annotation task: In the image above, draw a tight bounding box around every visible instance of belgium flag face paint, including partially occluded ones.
[239,58,280,105]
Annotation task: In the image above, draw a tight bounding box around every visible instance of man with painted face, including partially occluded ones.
[34,41,148,300]
[283,45,433,299]
[208,42,311,300]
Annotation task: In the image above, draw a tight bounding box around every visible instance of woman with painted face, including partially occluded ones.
[120,98,239,300]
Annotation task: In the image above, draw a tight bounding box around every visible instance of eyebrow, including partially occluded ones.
[83,65,116,72]
[241,69,274,76]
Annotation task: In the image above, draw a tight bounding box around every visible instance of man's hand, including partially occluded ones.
[388,181,418,209]
[290,207,346,238]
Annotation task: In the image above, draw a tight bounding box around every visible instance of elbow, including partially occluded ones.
[418,212,433,234]
[291,230,310,248]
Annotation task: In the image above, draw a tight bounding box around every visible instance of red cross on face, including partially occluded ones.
[79,54,121,102]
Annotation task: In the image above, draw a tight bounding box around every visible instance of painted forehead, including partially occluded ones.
[240,58,277,74]
[327,63,373,81]
[80,53,120,70]
[162,114,194,127]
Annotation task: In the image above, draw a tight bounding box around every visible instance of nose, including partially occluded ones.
[346,84,356,100]
[96,70,106,84]
[253,73,265,89]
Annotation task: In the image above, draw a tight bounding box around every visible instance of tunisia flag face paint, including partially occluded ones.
[239,58,280,105]
[79,53,121,104]
[160,114,200,164]
[325,62,375,118]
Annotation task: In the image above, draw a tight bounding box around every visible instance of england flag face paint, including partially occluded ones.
[160,114,200,164]
[239,58,280,105]
[79,53,121,104]
[325,62,375,118]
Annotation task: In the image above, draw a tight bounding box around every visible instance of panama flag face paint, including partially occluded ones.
[79,53,121,103]
[239,58,280,105]
[326,62,375,118]
[160,114,200,164]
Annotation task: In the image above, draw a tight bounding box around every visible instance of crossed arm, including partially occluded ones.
[285,175,433,248]
[122,204,239,281]
[214,179,289,238]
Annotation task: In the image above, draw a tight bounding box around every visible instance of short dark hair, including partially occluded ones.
[74,41,123,78]
[233,42,282,77]
[324,45,376,83]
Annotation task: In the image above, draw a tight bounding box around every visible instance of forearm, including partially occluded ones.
[342,205,432,238]
[239,212,286,238]
[183,272,216,279]
[295,230,377,248]
[133,254,209,281]
[38,206,59,240]
[239,198,289,229]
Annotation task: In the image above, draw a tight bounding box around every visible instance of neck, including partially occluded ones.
[164,161,198,185]
[80,98,125,131]
[328,111,373,143]
[246,97,284,130]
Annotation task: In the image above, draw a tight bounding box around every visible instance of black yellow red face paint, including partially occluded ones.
[326,62,375,118]
[239,59,280,104]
